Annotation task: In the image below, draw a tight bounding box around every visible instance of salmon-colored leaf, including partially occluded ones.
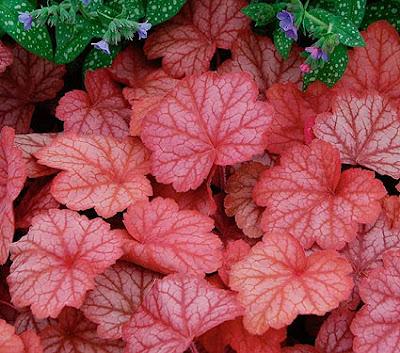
[282,345,320,353]
[15,178,60,229]
[56,69,131,139]
[314,92,400,178]
[230,232,353,334]
[141,72,272,192]
[224,162,267,238]
[219,30,302,93]
[35,135,152,218]
[339,21,400,104]
[254,140,387,250]
[0,319,24,353]
[20,331,43,353]
[14,133,57,178]
[0,127,26,264]
[8,209,123,319]
[123,274,243,353]
[0,46,65,132]
[14,309,52,335]
[351,250,400,353]
[144,0,249,78]
[123,197,223,274]
[0,41,13,74]
[39,308,124,353]
[81,261,160,340]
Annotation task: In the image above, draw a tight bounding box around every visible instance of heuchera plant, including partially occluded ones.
[1,0,400,352]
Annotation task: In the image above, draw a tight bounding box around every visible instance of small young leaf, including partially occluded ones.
[273,28,293,59]
[83,45,121,73]
[334,0,366,27]
[242,3,275,26]
[361,0,400,31]
[303,44,348,88]
[0,0,53,60]
[146,0,187,25]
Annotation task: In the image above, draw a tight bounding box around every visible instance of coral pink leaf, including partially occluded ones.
[0,46,65,132]
[15,178,60,229]
[351,250,400,353]
[254,140,387,250]
[219,30,302,93]
[123,274,243,353]
[20,331,43,353]
[230,232,354,334]
[81,261,160,340]
[123,197,223,274]
[302,81,335,114]
[282,345,320,353]
[315,91,400,178]
[8,209,123,319]
[315,308,355,353]
[0,127,26,264]
[340,21,400,103]
[39,308,124,353]
[56,69,131,139]
[14,309,53,335]
[144,0,249,78]
[141,72,272,192]
[0,41,13,74]
[225,162,266,238]
[382,196,400,229]
[0,319,24,353]
[35,135,152,218]
[14,133,57,178]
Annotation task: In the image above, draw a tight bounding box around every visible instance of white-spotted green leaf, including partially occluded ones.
[303,44,348,88]
[83,44,121,73]
[362,0,400,31]
[146,0,186,25]
[334,0,366,27]
[273,28,293,59]
[106,0,145,19]
[0,0,53,60]
[242,3,275,26]
[306,8,365,47]
[55,17,103,64]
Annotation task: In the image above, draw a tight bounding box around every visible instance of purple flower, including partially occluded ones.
[305,46,329,62]
[18,12,33,31]
[277,10,298,41]
[137,21,152,40]
[81,0,90,5]
[91,40,110,55]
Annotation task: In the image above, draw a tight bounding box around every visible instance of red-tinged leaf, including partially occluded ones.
[316,308,355,353]
[81,261,160,340]
[230,232,354,334]
[39,308,124,353]
[303,81,335,115]
[14,133,57,178]
[0,127,26,264]
[8,209,123,319]
[123,197,223,274]
[0,46,65,132]
[254,140,387,250]
[35,135,152,218]
[128,97,161,136]
[153,182,216,216]
[282,345,320,353]
[20,331,43,353]
[382,196,400,229]
[314,92,400,179]
[141,72,272,192]
[56,69,131,139]
[351,250,400,353]
[123,274,243,353]
[225,162,266,238]
[218,240,251,286]
[15,178,60,229]
[219,30,302,93]
[14,309,52,335]
[339,21,400,103]
[144,0,249,78]
[0,41,13,74]
[200,318,286,353]
[0,319,24,353]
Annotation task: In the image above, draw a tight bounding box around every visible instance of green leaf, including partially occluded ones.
[242,3,275,26]
[106,0,146,20]
[54,17,103,64]
[303,44,348,88]
[334,0,366,27]
[83,44,121,73]
[361,0,400,32]
[273,28,293,59]
[305,8,365,47]
[146,0,186,25]
[0,0,53,60]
